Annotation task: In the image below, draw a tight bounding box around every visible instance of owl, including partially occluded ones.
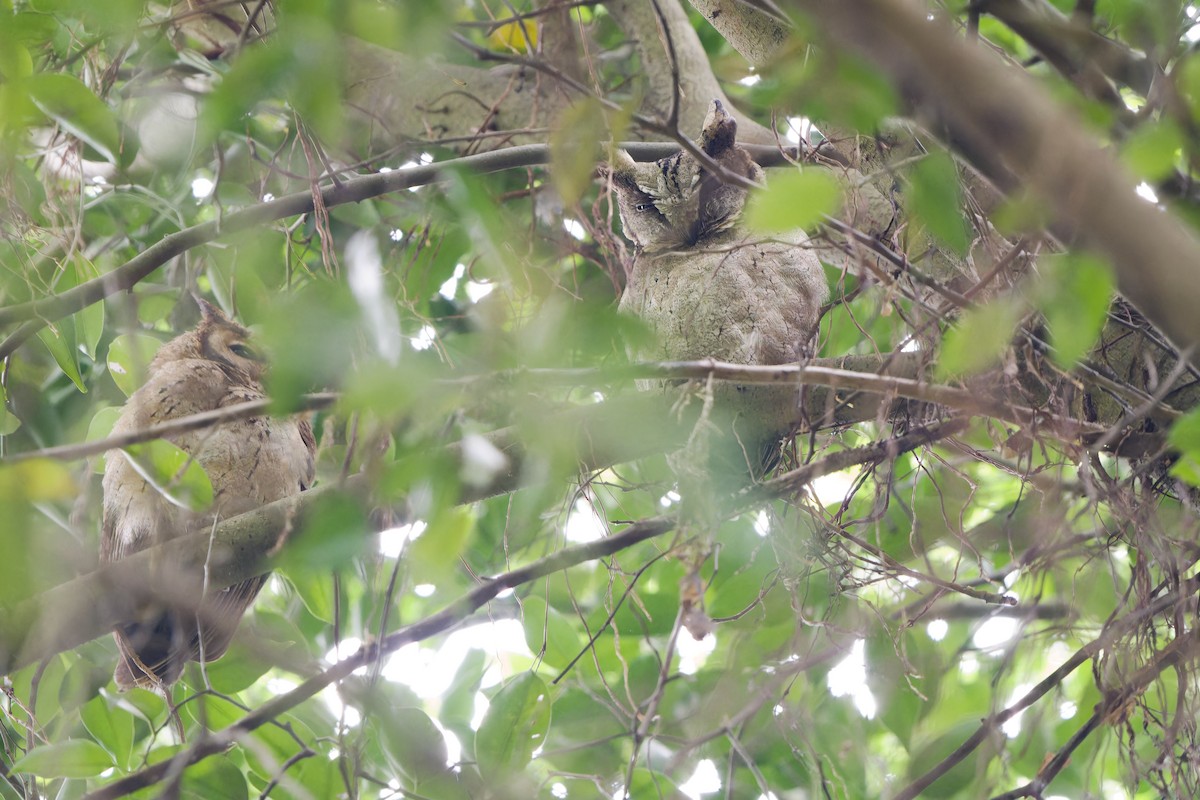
[101,299,315,690]
[612,100,828,469]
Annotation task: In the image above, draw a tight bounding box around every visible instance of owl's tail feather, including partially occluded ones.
[112,612,189,690]
[111,576,267,690]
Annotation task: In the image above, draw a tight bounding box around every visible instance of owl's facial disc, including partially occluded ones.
[203,323,265,379]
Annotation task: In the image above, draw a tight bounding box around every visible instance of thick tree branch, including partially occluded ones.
[0,353,935,674]
[0,141,825,360]
[788,0,1200,364]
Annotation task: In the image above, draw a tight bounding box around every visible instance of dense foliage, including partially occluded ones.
[5,1,1200,798]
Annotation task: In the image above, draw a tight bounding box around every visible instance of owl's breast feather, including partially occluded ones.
[620,230,826,367]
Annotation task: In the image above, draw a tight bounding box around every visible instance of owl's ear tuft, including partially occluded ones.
[193,296,228,324]
[606,149,639,184]
[700,99,738,157]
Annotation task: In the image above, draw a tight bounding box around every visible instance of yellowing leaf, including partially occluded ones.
[0,459,76,502]
[745,169,841,234]
[488,20,538,53]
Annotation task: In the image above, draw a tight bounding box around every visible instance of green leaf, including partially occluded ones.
[203,639,272,695]
[38,318,86,393]
[120,439,214,512]
[407,506,473,584]
[80,696,134,770]
[907,719,999,798]
[283,571,337,623]
[376,707,449,783]
[85,406,122,473]
[550,99,606,206]
[0,39,32,80]
[1168,408,1200,460]
[282,491,369,572]
[26,73,121,164]
[73,264,105,360]
[906,151,970,255]
[0,382,18,435]
[627,768,680,797]
[1035,252,1114,369]
[0,459,76,503]
[745,169,841,233]
[475,672,552,779]
[179,755,249,800]
[10,740,114,779]
[1120,120,1183,182]
[936,298,1023,379]
[106,333,162,397]
[521,595,585,670]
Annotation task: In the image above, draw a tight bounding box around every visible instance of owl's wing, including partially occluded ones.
[297,416,317,490]
[189,575,270,663]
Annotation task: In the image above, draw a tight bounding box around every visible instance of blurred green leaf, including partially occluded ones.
[38,318,86,393]
[203,638,272,696]
[375,706,449,783]
[475,672,552,779]
[906,719,997,798]
[10,740,113,778]
[627,767,680,797]
[745,169,841,234]
[85,406,121,473]
[906,151,970,255]
[282,491,369,572]
[0,459,75,503]
[120,439,214,512]
[550,99,605,207]
[0,39,32,80]
[80,695,134,770]
[179,752,248,800]
[73,267,105,360]
[936,298,1023,379]
[1035,252,1114,370]
[283,570,337,623]
[408,506,473,585]
[106,333,162,397]
[521,595,585,670]
[1120,120,1183,182]
[0,383,17,435]
[1169,407,1200,457]
[440,649,487,735]
[26,73,121,164]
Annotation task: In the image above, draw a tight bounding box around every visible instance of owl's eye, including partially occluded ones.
[634,202,655,213]
[230,343,256,359]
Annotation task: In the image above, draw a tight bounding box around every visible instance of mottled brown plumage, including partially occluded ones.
[101,300,314,690]
[612,100,828,471]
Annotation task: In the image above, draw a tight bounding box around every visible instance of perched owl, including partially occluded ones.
[612,100,828,469]
[101,299,315,690]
